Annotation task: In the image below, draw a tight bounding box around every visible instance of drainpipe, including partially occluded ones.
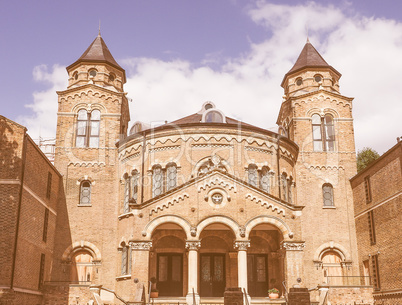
[11,131,27,288]
[277,135,282,199]
[140,132,146,204]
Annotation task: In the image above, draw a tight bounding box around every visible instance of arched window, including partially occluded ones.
[281,173,287,201]
[79,181,91,206]
[123,174,130,213]
[70,251,93,283]
[166,163,177,191]
[311,114,335,152]
[324,115,335,151]
[76,109,100,148]
[288,176,293,204]
[248,164,258,187]
[131,170,139,204]
[322,183,334,206]
[205,111,223,123]
[259,167,270,193]
[120,243,131,276]
[152,165,164,198]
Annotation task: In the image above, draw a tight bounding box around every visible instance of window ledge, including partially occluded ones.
[77,204,92,207]
[116,274,131,281]
[323,206,336,209]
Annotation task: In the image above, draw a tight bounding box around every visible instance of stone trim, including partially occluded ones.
[281,241,305,251]
[233,240,250,251]
[129,241,152,250]
[185,241,201,251]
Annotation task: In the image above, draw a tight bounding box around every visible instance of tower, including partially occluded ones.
[277,40,360,288]
[53,33,129,293]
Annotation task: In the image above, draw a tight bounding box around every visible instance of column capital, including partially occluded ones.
[233,240,250,251]
[129,241,152,250]
[281,241,305,251]
[186,241,201,251]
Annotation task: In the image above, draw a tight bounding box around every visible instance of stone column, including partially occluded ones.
[281,241,305,289]
[130,241,152,302]
[185,241,201,305]
[234,240,250,302]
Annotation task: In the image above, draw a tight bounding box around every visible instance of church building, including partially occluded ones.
[0,33,376,305]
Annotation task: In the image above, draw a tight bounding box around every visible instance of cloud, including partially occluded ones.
[20,1,402,154]
[16,64,67,140]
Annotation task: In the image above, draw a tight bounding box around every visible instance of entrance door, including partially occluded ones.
[200,254,225,297]
[247,254,268,297]
[157,254,183,296]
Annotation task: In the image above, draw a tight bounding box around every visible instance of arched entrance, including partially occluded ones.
[150,222,187,297]
[247,223,284,297]
[199,223,236,297]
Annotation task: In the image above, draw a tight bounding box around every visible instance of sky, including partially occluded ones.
[1,0,402,155]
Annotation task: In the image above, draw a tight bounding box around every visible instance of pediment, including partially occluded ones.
[140,169,303,217]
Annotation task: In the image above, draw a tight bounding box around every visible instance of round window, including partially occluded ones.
[89,70,97,77]
[211,193,223,204]
[314,75,322,82]
[205,103,213,110]
[74,72,78,80]
[296,78,303,86]
[109,74,115,82]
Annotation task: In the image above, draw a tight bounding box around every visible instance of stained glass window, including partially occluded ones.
[166,164,177,191]
[152,166,163,197]
[260,167,270,193]
[123,176,130,213]
[80,181,91,205]
[282,174,287,201]
[322,183,334,206]
[248,164,258,187]
[131,170,139,203]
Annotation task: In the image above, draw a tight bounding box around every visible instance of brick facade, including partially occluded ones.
[0,36,382,305]
[351,140,402,304]
[0,116,61,305]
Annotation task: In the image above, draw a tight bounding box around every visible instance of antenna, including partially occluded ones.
[306,23,310,43]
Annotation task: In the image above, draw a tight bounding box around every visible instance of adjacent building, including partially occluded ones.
[351,139,402,305]
[0,116,62,304]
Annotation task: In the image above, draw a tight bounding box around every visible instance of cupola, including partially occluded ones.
[281,39,341,97]
[66,32,126,92]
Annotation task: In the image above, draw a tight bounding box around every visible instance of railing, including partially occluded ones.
[44,280,91,286]
[324,276,371,286]
[282,281,288,303]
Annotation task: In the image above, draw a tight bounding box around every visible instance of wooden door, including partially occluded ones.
[247,254,268,297]
[157,254,183,296]
[200,254,225,297]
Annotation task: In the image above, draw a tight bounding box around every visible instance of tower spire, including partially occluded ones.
[98,20,101,37]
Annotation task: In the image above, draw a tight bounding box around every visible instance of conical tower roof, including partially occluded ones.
[67,33,124,73]
[281,40,340,87]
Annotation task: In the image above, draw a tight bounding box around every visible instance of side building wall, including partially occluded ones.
[0,116,61,305]
[351,140,402,305]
